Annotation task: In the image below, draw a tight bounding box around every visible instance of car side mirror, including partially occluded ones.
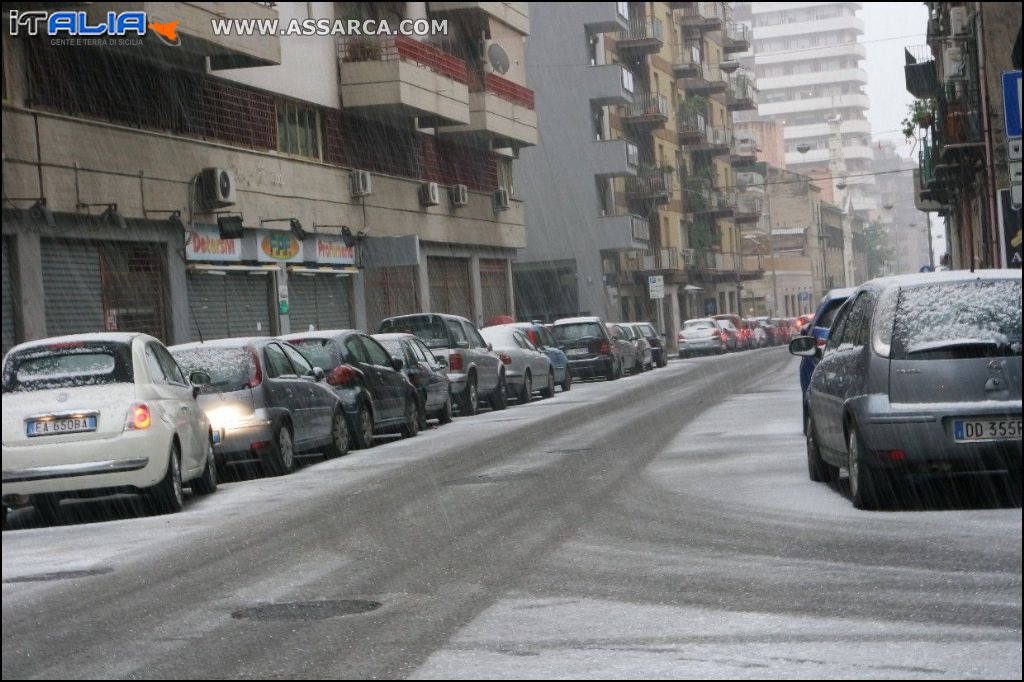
[189,370,210,398]
[391,357,404,371]
[313,367,326,382]
[435,357,448,369]
[487,343,494,352]
[789,337,817,357]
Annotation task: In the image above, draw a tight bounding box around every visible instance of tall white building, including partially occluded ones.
[743,2,877,213]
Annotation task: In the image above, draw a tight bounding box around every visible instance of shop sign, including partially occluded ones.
[315,236,356,266]
[185,226,241,262]
[258,231,304,263]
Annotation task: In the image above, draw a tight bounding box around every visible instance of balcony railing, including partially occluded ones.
[618,17,664,45]
[622,92,670,121]
[672,43,703,78]
[681,2,727,25]
[627,169,674,203]
[677,110,707,140]
[725,22,750,47]
[696,251,747,273]
[725,72,758,109]
[480,73,535,109]
[684,181,735,214]
[338,35,468,83]
[935,82,982,148]
[734,194,763,222]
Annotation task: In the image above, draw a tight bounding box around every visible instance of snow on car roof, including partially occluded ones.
[169,337,269,351]
[9,332,144,353]
[554,317,603,325]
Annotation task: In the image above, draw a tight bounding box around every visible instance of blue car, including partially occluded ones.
[799,288,856,429]
[511,322,572,392]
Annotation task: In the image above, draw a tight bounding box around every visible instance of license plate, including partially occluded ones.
[567,348,589,357]
[27,416,98,437]
[212,429,222,445]
[953,417,1022,443]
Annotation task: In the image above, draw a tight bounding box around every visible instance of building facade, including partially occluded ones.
[2,2,535,355]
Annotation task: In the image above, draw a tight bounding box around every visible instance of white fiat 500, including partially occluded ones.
[1,333,217,524]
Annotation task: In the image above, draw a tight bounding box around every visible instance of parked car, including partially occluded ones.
[510,322,572,392]
[377,313,506,416]
[627,324,656,371]
[714,317,743,352]
[798,287,857,402]
[634,322,668,368]
[774,318,794,346]
[714,314,753,351]
[282,330,422,446]
[794,313,815,336]
[749,317,782,346]
[552,317,623,381]
[170,337,351,478]
[791,270,1022,510]
[374,333,453,429]
[480,325,555,403]
[679,318,729,356]
[609,323,650,373]
[2,333,218,525]
[607,323,641,374]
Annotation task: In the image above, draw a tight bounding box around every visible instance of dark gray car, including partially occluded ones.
[170,338,350,477]
[791,270,1022,509]
[374,333,453,429]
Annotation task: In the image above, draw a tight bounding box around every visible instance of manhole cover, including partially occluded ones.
[4,567,114,583]
[231,600,381,621]
[447,472,542,485]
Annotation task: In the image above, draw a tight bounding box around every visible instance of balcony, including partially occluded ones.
[685,182,735,219]
[623,247,685,275]
[689,124,731,156]
[620,93,670,129]
[680,63,728,95]
[84,2,281,69]
[677,111,707,144]
[904,44,939,99]
[935,83,984,162]
[680,2,727,30]
[723,23,751,53]
[599,213,651,250]
[725,72,757,111]
[730,136,757,165]
[672,43,703,80]
[616,17,664,56]
[583,2,631,34]
[694,250,763,280]
[590,139,640,178]
[627,169,674,205]
[439,72,538,149]
[586,64,635,106]
[734,194,763,224]
[427,3,530,35]
[339,35,471,126]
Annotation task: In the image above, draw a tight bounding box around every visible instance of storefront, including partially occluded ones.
[427,256,472,319]
[2,236,15,354]
[480,258,511,322]
[286,235,356,333]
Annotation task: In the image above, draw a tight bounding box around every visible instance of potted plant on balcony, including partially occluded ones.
[678,95,708,123]
[347,35,382,61]
[901,98,934,139]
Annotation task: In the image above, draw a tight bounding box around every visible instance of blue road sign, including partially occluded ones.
[1004,71,1022,138]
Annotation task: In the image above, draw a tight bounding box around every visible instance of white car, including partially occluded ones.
[1,333,217,525]
[480,324,555,403]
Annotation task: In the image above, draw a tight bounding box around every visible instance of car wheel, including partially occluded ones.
[561,370,572,392]
[34,494,64,526]
[456,375,479,416]
[262,424,296,477]
[489,374,509,411]
[805,413,837,484]
[325,410,350,458]
[635,357,643,374]
[658,353,667,368]
[541,370,556,399]
[848,426,882,510]
[150,444,184,515]
[438,394,454,424]
[400,396,419,438]
[519,370,533,404]
[191,437,218,495]
[352,401,374,450]
[416,395,428,431]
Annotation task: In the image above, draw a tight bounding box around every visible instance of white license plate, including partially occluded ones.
[953,418,1021,443]
[27,416,98,437]
[567,348,589,357]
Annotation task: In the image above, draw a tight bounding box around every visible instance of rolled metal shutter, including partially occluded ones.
[226,272,272,337]
[288,274,319,333]
[480,259,510,323]
[366,266,418,332]
[289,274,353,332]
[42,239,104,337]
[2,238,15,354]
[187,272,230,341]
[428,257,472,319]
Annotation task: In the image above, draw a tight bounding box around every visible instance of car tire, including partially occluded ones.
[400,396,419,438]
[34,494,64,526]
[805,414,838,484]
[351,401,375,450]
[263,424,296,477]
[541,370,556,399]
[489,374,509,411]
[606,360,618,382]
[191,437,218,495]
[456,375,479,416]
[519,370,533,404]
[561,370,572,392]
[416,395,428,432]
[150,444,185,515]
[438,394,454,424]
[848,426,882,510]
[325,410,350,458]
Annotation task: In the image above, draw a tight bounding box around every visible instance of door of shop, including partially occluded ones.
[428,257,472,319]
[366,265,419,332]
[187,270,272,341]
[480,258,510,322]
[288,273,353,332]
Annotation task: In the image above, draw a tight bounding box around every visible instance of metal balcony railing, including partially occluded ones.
[736,194,763,216]
[936,82,982,146]
[726,72,758,105]
[672,43,702,70]
[677,111,707,136]
[623,92,670,120]
[682,1,727,23]
[627,169,674,200]
[725,22,750,45]
[618,17,664,43]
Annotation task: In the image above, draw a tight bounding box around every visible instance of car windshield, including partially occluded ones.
[553,322,603,342]
[376,339,404,360]
[2,342,133,392]
[378,316,450,349]
[171,347,254,393]
[288,338,341,370]
[892,280,1022,359]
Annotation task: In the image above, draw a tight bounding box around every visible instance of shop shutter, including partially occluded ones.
[188,272,230,341]
[288,275,318,333]
[366,266,418,332]
[480,259,510,323]
[428,257,472,320]
[2,238,15,354]
[42,240,104,337]
[98,243,167,340]
[188,271,271,341]
[288,274,353,332]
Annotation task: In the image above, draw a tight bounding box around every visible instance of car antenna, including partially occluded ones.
[190,305,205,344]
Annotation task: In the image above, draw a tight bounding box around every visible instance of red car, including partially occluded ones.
[713,314,753,350]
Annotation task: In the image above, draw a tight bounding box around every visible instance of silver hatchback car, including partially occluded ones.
[791,270,1022,509]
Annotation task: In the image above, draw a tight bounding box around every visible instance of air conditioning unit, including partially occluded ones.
[492,188,511,211]
[419,182,441,207]
[450,184,469,207]
[199,167,237,208]
[949,7,969,35]
[351,170,372,197]
[482,39,511,76]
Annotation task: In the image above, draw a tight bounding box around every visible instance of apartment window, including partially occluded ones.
[616,2,629,20]
[497,157,514,195]
[277,101,321,159]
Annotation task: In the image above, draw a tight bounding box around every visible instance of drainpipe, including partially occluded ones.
[976,2,999,268]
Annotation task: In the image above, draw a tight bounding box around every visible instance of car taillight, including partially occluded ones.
[816,337,827,349]
[527,330,539,346]
[327,364,357,386]
[883,449,906,461]
[449,353,464,371]
[247,348,263,388]
[720,331,729,343]
[678,333,686,341]
[127,403,151,430]
[498,353,513,365]
[599,341,611,355]
[649,337,660,347]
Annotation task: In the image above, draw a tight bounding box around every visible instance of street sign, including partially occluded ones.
[1004,71,1022,138]
[1010,138,1023,162]
[648,275,664,300]
[798,291,811,302]
[998,189,1022,268]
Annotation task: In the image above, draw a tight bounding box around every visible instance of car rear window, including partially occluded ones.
[288,339,341,371]
[378,316,450,349]
[554,322,604,343]
[891,279,1022,360]
[376,339,404,360]
[639,324,657,337]
[3,342,134,393]
[172,347,254,394]
[685,320,715,330]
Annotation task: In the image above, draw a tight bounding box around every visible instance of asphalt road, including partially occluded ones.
[3,349,1021,679]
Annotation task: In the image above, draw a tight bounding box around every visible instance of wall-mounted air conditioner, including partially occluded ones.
[420,182,441,207]
[949,7,969,35]
[450,184,469,207]
[493,188,511,211]
[199,167,237,208]
[351,170,372,197]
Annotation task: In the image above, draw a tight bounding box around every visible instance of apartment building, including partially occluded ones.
[2,2,535,355]
[874,141,933,273]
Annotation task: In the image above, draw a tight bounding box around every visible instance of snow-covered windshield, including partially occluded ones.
[288,339,341,370]
[171,347,254,394]
[378,316,450,349]
[2,342,133,392]
[553,322,603,343]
